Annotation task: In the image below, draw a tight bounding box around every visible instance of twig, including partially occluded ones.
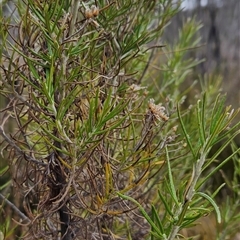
[0,125,46,166]
[0,193,31,224]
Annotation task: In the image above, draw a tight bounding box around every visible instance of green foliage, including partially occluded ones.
[0,0,239,239]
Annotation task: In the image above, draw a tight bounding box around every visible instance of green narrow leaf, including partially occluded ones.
[18,72,41,91]
[31,93,53,112]
[41,84,56,116]
[211,121,240,146]
[100,89,114,120]
[39,125,63,143]
[211,183,226,199]
[151,205,164,234]
[93,116,127,135]
[101,100,129,124]
[158,190,174,217]
[197,147,240,189]
[57,87,81,121]
[117,192,164,238]
[0,180,11,190]
[0,165,9,176]
[197,93,206,145]
[94,87,100,120]
[209,94,226,135]
[203,130,240,171]
[28,0,45,23]
[196,192,221,223]
[27,59,41,80]
[177,104,196,159]
[204,109,231,153]
[45,58,55,97]
[165,146,178,204]
[180,212,202,228]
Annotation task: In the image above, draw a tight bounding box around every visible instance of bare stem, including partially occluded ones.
[0,193,30,223]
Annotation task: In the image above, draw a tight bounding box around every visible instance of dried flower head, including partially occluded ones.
[129,84,146,92]
[172,125,178,132]
[85,8,93,19]
[85,5,99,19]
[148,98,169,122]
[91,5,99,17]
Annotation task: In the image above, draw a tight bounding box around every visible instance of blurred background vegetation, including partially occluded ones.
[164,0,239,111]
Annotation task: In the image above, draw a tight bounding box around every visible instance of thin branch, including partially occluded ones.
[0,125,46,166]
[0,193,31,224]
